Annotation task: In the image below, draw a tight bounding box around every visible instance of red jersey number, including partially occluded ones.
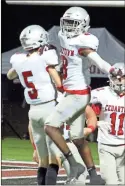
[61,55,68,80]
[22,71,38,100]
[110,112,125,135]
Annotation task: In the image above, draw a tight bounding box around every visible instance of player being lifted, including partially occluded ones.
[7,25,62,185]
[90,62,125,184]
[44,7,115,183]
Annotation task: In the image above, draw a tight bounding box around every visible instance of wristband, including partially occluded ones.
[87,125,96,132]
[32,142,36,150]
[57,85,64,92]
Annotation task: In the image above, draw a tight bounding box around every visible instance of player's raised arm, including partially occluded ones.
[7,68,18,80]
[78,35,111,74]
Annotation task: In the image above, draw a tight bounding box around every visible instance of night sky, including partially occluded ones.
[2,1,125,53]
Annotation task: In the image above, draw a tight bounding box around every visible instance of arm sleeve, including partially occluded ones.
[87,52,111,74]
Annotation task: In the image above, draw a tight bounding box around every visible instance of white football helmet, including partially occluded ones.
[109,63,125,94]
[60,7,90,38]
[19,25,49,51]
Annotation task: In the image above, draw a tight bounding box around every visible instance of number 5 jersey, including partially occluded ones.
[10,45,59,105]
[90,86,125,145]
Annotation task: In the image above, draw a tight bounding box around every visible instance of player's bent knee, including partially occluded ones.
[72,138,85,151]
[44,125,60,135]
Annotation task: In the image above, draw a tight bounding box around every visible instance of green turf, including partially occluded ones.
[2,138,33,161]
[2,138,99,164]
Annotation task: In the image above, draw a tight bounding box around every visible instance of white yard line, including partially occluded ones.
[2,165,37,168]
[2,160,99,167]
[2,169,36,171]
[2,176,37,179]
[2,160,37,164]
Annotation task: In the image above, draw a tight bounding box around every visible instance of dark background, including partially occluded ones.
[2,1,125,53]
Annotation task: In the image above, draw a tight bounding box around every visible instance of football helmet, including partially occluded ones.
[109,63,125,94]
[19,25,49,51]
[60,7,90,38]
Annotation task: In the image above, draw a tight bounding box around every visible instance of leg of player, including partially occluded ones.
[98,143,118,184]
[45,93,90,181]
[29,101,59,185]
[45,148,59,185]
[45,125,79,181]
[82,140,105,185]
[28,121,47,185]
[116,145,125,185]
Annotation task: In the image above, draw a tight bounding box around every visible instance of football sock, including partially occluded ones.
[37,167,47,185]
[45,164,59,185]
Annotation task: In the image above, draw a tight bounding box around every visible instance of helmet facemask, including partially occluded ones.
[60,17,90,38]
[109,71,125,95]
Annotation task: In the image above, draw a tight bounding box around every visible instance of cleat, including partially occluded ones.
[90,175,105,185]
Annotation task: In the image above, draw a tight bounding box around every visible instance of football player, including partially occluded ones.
[31,104,102,185]
[44,7,114,183]
[7,25,62,185]
[90,62,125,184]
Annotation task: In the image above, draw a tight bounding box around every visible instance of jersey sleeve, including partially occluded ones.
[79,34,99,51]
[10,54,17,66]
[43,49,59,66]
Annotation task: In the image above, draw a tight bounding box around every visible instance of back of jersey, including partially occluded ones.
[10,46,59,105]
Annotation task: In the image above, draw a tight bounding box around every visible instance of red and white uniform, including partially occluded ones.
[10,45,59,162]
[45,32,99,139]
[91,86,125,145]
[90,86,125,184]
[10,45,58,105]
[58,31,99,91]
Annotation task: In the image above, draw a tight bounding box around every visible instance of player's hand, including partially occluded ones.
[33,150,39,164]
[84,127,93,137]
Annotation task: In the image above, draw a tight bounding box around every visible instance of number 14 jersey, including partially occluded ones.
[91,86,125,145]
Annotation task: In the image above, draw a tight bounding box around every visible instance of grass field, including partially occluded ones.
[2,138,99,164]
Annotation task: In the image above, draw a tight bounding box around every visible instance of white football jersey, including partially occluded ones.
[58,31,99,90]
[10,45,59,105]
[91,86,125,145]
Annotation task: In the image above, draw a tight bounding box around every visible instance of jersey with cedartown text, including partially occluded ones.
[10,45,58,105]
[58,30,99,90]
[91,86,125,145]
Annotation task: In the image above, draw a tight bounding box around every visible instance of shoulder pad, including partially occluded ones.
[78,33,99,51]
[39,44,57,55]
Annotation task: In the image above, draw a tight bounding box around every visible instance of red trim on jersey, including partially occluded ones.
[57,85,64,93]
[46,66,50,72]
[64,87,91,95]
[87,125,96,132]
[91,104,102,115]
[119,93,125,97]
[84,33,91,35]
[78,48,84,55]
